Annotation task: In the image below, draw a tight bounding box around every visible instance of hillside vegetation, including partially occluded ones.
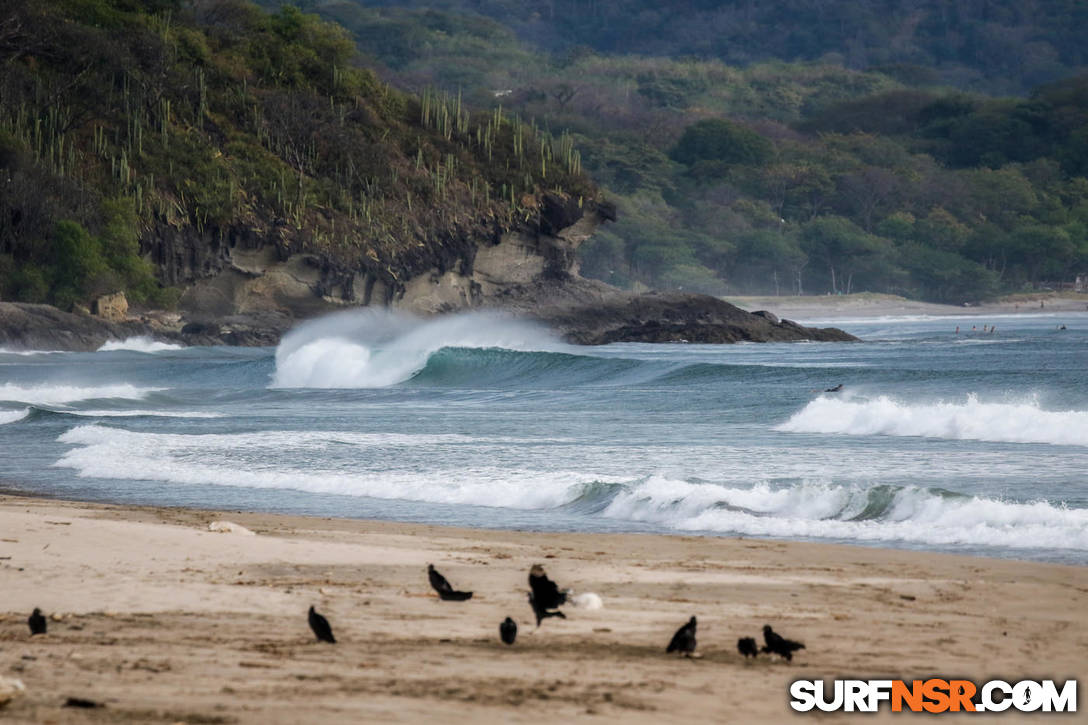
[354,0,1088,96]
[294,0,1088,302]
[0,0,594,310]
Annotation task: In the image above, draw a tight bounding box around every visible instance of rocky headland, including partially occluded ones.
[0,195,853,351]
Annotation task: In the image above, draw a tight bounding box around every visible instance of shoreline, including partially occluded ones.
[0,484,1077,568]
[1,494,1085,722]
[726,291,1088,322]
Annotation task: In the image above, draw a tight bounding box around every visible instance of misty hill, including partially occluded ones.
[285,0,1088,303]
[354,0,1088,96]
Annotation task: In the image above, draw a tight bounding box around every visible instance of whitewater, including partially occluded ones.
[2,308,1087,564]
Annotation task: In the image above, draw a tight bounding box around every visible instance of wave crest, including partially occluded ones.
[271,308,561,388]
[776,393,1088,446]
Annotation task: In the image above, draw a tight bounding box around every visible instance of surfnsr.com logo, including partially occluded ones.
[790,679,1078,713]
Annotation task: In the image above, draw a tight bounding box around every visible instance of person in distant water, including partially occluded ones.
[824,384,843,393]
[989,326,995,334]
[955,326,959,334]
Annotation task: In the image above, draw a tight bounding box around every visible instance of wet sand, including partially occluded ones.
[0,495,1085,723]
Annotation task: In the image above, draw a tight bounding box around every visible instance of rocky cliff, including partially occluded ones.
[0,197,855,350]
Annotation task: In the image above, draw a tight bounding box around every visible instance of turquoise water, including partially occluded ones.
[2,309,1087,564]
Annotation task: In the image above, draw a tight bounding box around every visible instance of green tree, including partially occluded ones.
[49,221,108,309]
[670,119,774,167]
[800,215,890,294]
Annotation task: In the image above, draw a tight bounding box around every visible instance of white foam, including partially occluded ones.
[62,409,221,419]
[0,383,164,406]
[0,348,66,356]
[271,308,562,388]
[776,393,1088,446]
[52,426,1088,553]
[600,476,1088,551]
[97,336,182,353]
[53,425,594,508]
[0,408,28,425]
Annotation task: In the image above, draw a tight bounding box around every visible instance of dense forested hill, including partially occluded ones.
[274,0,1088,302]
[3,0,1087,308]
[0,0,594,311]
[351,0,1088,96]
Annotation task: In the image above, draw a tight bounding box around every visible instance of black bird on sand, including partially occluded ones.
[28,608,47,636]
[737,636,759,659]
[666,616,697,656]
[500,617,517,645]
[527,564,567,627]
[308,606,336,644]
[427,564,473,601]
[761,624,805,661]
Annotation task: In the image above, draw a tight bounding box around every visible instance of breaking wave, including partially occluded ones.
[0,408,29,424]
[53,425,1088,553]
[271,308,563,388]
[97,336,182,353]
[777,393,1088,446]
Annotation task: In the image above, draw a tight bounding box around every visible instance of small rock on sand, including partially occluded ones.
[0,677,26,709]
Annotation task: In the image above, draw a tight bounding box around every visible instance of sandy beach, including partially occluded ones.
[727,292,1088,322]
[0,494,1084,723]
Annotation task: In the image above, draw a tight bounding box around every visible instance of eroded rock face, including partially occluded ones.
[0,200,857,348]
[0,303,151,352]
[92,292,129,321]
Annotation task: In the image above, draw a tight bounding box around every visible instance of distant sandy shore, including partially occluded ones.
[1,495,1085,722]
[727,292,1088,322]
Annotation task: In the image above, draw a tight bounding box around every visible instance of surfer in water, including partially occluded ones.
[824,384,843,393]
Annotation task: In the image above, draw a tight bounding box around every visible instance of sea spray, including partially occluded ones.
[777,393,1088,446]
[97,336,182,353]
[271,308,562,388]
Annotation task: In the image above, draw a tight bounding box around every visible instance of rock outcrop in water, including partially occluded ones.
[0,303,150,352]
[529,289,855,344]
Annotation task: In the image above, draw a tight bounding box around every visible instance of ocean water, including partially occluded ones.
[2,309,1087,565]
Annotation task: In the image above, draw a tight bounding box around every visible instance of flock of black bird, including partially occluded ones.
[664,616,806,662]
[25,563,806,665]
[310,563,805,662]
